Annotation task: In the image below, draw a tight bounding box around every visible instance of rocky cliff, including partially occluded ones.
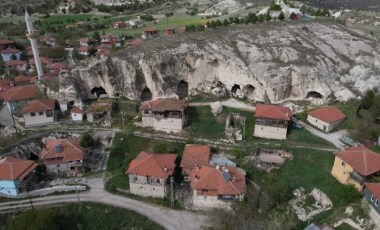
[69,21,380,104]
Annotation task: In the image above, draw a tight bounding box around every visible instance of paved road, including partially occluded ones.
[0,177,206,230]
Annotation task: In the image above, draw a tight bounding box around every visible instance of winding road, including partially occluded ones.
[0,177,206,230]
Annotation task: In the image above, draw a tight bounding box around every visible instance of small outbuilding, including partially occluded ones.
[70,107,84,122]
[307,106,346,132]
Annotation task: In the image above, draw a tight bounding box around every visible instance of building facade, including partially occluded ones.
[307,107,346,132]
[0,47,21,62]
[364,183,380,214]
[22,99,58,127]
[0,85,39,115]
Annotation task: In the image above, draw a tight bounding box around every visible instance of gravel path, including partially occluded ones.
[189,98,255,111]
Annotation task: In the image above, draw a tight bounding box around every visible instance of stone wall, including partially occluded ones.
[128,175,168,198]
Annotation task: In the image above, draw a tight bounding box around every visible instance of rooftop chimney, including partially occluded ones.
[164,166,168,172]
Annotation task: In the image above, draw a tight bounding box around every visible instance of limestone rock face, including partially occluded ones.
[68,22,380,103]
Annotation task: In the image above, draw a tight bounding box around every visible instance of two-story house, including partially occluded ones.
[4,60,27,72]
[0,85,40,115]
[126,151,177,198]
[189,165,246,208]
[140,98,188,133]
[180,144,211,180]
[22,99,58,127]
[40,138,85,175]
[307,106,346,132]
[254,104,292,140]
[331,146,380,191]
[0,47,21,62]
[141,28,159,39]
[0,157,37,197]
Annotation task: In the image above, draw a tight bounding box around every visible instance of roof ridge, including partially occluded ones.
[363,151,368,175]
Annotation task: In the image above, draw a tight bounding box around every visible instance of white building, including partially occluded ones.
[22,99,58,127]
[126,151,177,198]
[307,106,346,132]
[70,107,84,122]
[254,104,292,140]
[140,98,188,133]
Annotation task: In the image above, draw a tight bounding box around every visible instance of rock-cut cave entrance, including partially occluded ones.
[231,84,240,94]
[91,87,107,98]
[242,84,255,98]
[141,87,153,101]
[306,91,323,99]
[177,80,189,99]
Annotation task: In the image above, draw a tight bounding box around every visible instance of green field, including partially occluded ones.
[41,14,101,24]
[0,16,24,23]
[0,202,163,230]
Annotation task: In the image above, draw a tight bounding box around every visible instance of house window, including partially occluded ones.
[341,162,346,166]
[156,179,160,183]
[46,110,53,117]
[31,112,36,116]
[39,111,44,116]
[376,200,379,206]
[371,195,375,201]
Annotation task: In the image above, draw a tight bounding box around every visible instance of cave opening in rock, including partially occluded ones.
[141,87,153,101]
[242,84,255,97]
[231,84,240,94]
[177,80,189,99]
[91,87,107,98]
[306,91,323,99]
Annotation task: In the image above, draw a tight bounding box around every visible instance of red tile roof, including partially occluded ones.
[0,39,15,45]
[180,144,211,170]
[22,99,56,113]
[255,104,292,121]
[5,60,26,67]
[308,106,346,124]
[15,75,32,84]
[190,166,246,196]
[365,183,380,200]
[70,107,84,114]
[40,138,85,163]
[336,146,380,176]
[0,85,39,102]
[140,98,188,112]
[0,157,37,180]
[143,28,159,33]
[0,80,13,93]
[0,47,20,54]
[126,151,177,179]
[30,56,53,65]
[77,46,89,52]
[47,62,67,70]
[80,38,89,43]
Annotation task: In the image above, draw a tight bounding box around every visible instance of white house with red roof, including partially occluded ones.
[5,60,27,72]
[140,98,188,133]
[0,157,37,196]
[40,138,85,175]
[77,45,89,56]
[142,28,160,39]
[0,47,21,62]
[70,107,84,122]
[331,146,380,191]
[22,99,58,127]
[254,104,292,140]
[79,38,90,47]
[0,85,40,114]
[307,106,346,132]
[180,144,211,178]
[126,151,177,198]
[190,165,246,208]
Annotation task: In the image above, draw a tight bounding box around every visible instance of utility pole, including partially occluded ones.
[170,177,174,207]
[25,185,34,211]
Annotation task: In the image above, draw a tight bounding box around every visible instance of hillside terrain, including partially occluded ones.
[300,0,380,10]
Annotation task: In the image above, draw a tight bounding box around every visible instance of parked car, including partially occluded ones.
[292,122,304,130]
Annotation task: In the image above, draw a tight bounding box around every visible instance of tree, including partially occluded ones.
[92,31,101,42]
[80,131,94,148]
[278,12,285,21]
[361,89,375,110]
[266,11,272,21]
[10,54,17,61]
[62,8,66,14]
[223,19,229,26]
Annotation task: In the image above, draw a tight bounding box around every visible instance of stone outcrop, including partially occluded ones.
[67,21,380,104]
[210,101,223,116]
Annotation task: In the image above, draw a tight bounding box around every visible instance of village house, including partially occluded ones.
[364,183,380,215]
[40,138,85,175]
[70,107,84,122]
[0,85,40,114]
[254,104,292,140]
[140,98,188,133]
[0,79,14,94]
[86,101,113,124]
[47,62,67,75]
[113,21,127,29]
[79,38,90,47]
[14,75,33,86]
[165,28,175,36]
[189,165,246,208]
[1,47,21,62]
[126,151,177,198]
[331,146,380,191]
[0,157,37,197]
[307,106,346,132]
[77,45,89,56]
[4,60,27,72]
[30,56,53,68]
[100,34,116,46]
[141,28,160,39]
[22,99,58,127]
[180,144,212,179]
[41,36,56,47]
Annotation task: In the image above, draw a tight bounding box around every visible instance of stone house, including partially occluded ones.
[0,157,37,197]
[0,85,40,115]
[0,47,21,62]
[22,99,58,127]
[331,146,380,191]
[364,183,380,214]
[307,106,346,132]
[126,151,177,198]
[189,165,246,208]
[180,144,211,179]
[40,138,85,175]
[140,98,188,133]
[254,104,292,140]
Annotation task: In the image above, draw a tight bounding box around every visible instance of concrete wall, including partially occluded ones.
[331,156,363,191]
[254,125,288,140]
[23,110,55,127]
[142,113,185,133]
[192,190,243,209]
[0,180,18,196]
[364,188,380,214]
[142,116,154,127]
[307,115,344,132]
[46,161,83,175]
[128,174,168,198]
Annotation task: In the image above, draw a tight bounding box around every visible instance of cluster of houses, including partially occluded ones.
[0,137,85,196]
[126,144,246,209]
[77,34,122,57]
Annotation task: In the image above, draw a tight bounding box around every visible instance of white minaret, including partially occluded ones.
[25,10,44,80]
